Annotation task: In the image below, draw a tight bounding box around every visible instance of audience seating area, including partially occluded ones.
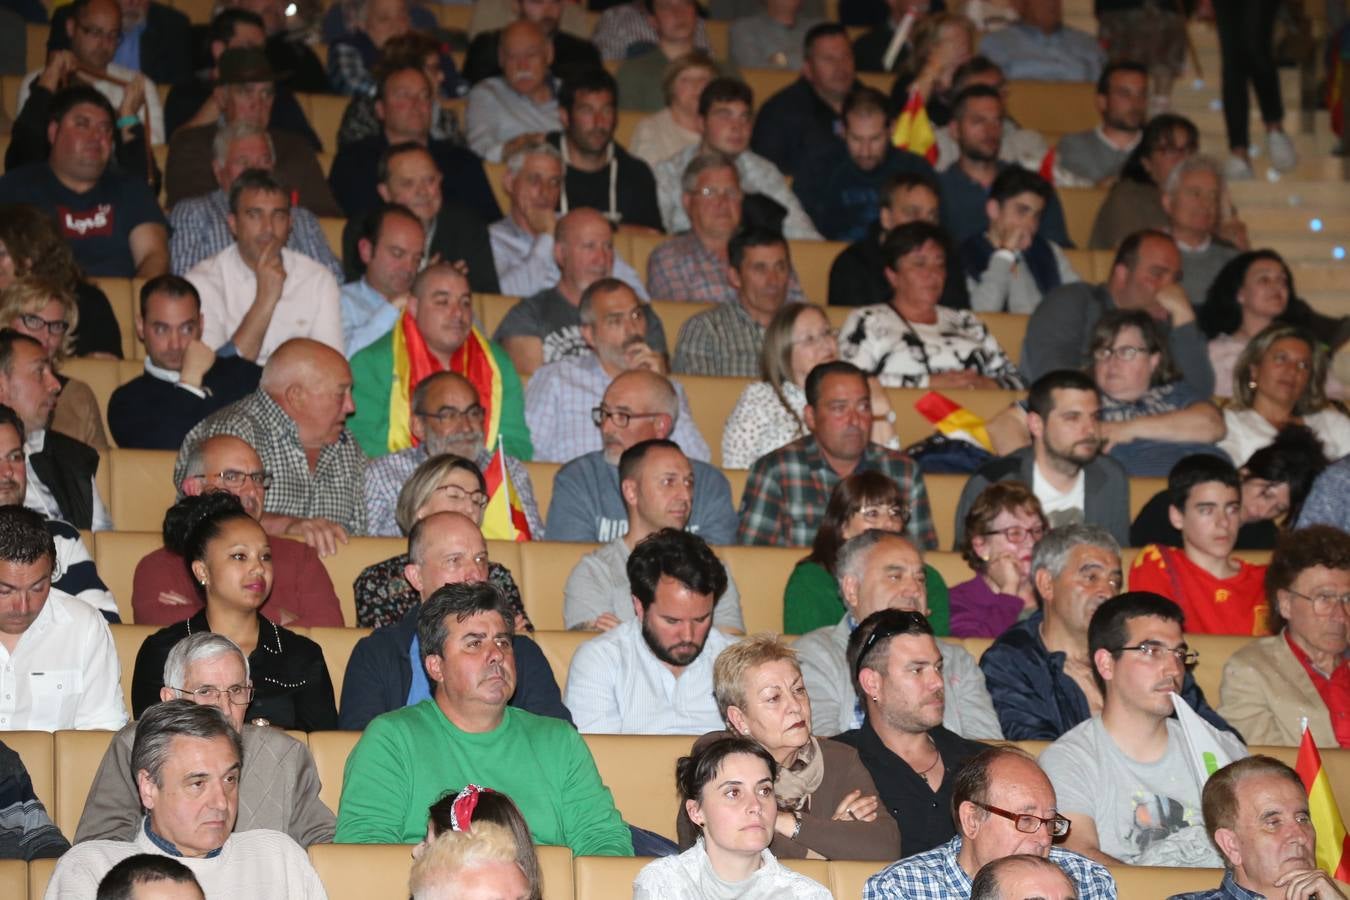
[7,725,1349,899]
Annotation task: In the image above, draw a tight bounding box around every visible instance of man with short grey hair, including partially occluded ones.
[46,700,327,897]
[1160,155,1244,307]
[979,523,1229,740]
[795,529,1003,739]
[75,633,336,847]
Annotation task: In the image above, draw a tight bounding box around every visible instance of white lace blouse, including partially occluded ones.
[839,303,1025,389]
[721,381,809,469]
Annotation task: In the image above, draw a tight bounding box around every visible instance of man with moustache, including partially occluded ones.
[562,439,742,632]
[524,278,707,464]
[1040,593,1248,866]
[465,21,564,163]
[955,371,1130,547]
[1168,756,1348,900]
[363,371,543,539]
[564,527,734,733]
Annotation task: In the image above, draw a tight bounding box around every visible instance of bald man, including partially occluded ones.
[173,338,367,537]
[133,434,343,625]
[465,20,563,162]
[971,855,1080,900]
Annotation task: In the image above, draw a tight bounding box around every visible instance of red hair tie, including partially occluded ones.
[450,784,489,832]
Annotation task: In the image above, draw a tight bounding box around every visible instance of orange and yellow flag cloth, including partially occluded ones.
[386,311,503,453]
[1296,724,1350,881]
[915,391,992,451]
[892,90,939,164]
[481,444,533,542]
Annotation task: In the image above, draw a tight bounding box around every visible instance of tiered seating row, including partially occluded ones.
[7,726,1347,899]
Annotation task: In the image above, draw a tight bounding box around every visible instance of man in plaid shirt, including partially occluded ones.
[863,747,1117,899]
[736,360,937,549]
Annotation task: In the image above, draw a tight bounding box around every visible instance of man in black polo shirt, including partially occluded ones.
[751,23,859,178]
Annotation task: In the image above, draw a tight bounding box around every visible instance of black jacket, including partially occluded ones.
[828,220,970,310]
[328,134,502,224]
[107,356,262,450]
[463,29,602,85]
[750,77,852,178]
[341,202,501,295]
[338,604,573,731]
[48,2,194,87]
[545,131,663,232]
[29,430,99,530]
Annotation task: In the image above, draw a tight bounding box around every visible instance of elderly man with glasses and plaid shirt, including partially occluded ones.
[863,745,1117,899]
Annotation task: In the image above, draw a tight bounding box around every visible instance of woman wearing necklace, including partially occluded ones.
[839,221,1025,391]
[130,492,338,731]
[832,608,990,858]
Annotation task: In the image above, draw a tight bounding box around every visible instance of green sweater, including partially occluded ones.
[346,329,533,461]
[335,700,632,855]
[782,559,950,636]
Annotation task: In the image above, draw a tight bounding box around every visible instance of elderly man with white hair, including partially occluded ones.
[75,632,335,846]
[466,20,563,162]
[1160,154,1247,306]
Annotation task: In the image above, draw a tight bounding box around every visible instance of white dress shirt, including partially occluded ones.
[564,618,734,734]
[24,429,112,532]
[187,244,343,364]
[0,589,128,731]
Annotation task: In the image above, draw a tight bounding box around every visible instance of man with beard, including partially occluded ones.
[133,433,342,626]
[339,203,424,358]
[1053,61,1148,188]
[937,85,1070,248]
[524,278,706,463]
[562,439,743,632]
[564,527,734,733]
[364,371,543,539]
[349,263,532,461]
[955,370,1130,547]
[545,68,663,232]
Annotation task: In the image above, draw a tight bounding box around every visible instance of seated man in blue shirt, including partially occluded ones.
[978,0,1105,83]
[339,203,424,357]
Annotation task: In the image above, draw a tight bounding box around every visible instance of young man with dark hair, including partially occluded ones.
[961,165,1081,314]
[545,68,663,231]
[1130,455,1270,635]
[96,855,203,899]
[338,202,425,357]
[1053,60,1148,188]
[1040,592,1247,866]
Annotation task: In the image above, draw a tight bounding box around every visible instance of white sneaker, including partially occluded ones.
[1267,130,1298,172]
[1224,154,1255,181]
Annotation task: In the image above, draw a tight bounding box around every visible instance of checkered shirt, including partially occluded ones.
[736,434,938,549]
[328,41,376,97]
[591,2,711,60]
[646,232,808,305]
[863,836,1118,900]
[169,189,343,281]
[362,445,543,538]
[670,300,764,377]
[175,390,368,535]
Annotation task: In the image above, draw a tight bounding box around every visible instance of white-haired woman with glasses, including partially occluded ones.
[722,302,898,469]
[353,452,531,630]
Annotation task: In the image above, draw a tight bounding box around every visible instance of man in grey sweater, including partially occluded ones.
[1053,61,1147,187]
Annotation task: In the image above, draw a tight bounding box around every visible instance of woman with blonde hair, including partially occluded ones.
[888,12,976,125]
[629,53,720,170]
[0,276,109,451]
[675,635,901,861]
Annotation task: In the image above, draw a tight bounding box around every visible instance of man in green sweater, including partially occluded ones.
[335,581,634,856]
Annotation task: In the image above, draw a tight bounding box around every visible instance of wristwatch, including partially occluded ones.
[790,810,803,840]
[873,410,897,424]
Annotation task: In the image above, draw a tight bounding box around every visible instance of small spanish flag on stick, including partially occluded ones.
[892,90,939,164]
[481,443,533,542]
[1296,719,1350,881]
[914,392,992,451]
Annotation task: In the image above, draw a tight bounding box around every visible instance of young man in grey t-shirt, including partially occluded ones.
[1039,592,1247,867]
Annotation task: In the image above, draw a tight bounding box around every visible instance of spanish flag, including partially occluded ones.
[386,311,503,453]
[892,89,939,164]
[915,391,992,451]
[1296,723,1350,881]
[481,443,533,542]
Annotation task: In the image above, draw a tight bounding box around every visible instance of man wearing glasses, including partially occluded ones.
[1040,592,1248,866]
[525,278,708,463]
[797,529,1002,740]
[864,746,1116,897]
[75,632,335,846]
[364,371,543,539]
[135,433,342,626]
[545,368,736,543]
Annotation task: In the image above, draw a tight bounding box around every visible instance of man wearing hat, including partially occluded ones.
[164,46,340,215]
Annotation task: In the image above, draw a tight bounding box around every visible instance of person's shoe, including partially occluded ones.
[1224,154,1255,181]
[1267,130,1298,172]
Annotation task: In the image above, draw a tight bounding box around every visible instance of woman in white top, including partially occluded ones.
[721,302,898,468]
[629,53,717,171]
[1200,250,1348,399]
[633,735,832,900]
[1218,323,1350,465]
[840,221,1025,390]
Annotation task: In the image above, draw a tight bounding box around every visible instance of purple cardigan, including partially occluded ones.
[949,576,1026,638]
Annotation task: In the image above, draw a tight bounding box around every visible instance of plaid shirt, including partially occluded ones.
[175,390,368,535]
[863,835,1118,900]
[591,1,711,60]
[671,300,764,377]
[736,435,938,549]
[646,232,808,305]
[1169,872,1262,900]
[169,189,343,281]
[363,445,543,539]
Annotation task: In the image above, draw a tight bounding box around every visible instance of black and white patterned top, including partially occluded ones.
[839,304,1025,390]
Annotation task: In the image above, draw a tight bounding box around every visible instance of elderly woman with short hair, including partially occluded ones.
[675,635,902,860]
[1219,525,1350,746]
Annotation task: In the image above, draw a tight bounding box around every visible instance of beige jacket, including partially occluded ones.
[1219,634,1338,747]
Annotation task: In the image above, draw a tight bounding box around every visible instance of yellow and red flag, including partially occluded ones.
[386,311,503,453]
[1296,724,1350,881]
[915,391,992,450]
[892,90,939,164]
[481,443,533,542]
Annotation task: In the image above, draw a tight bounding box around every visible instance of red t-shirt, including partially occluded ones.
[1284,631,1350,748]
[1129,544,1271,636]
